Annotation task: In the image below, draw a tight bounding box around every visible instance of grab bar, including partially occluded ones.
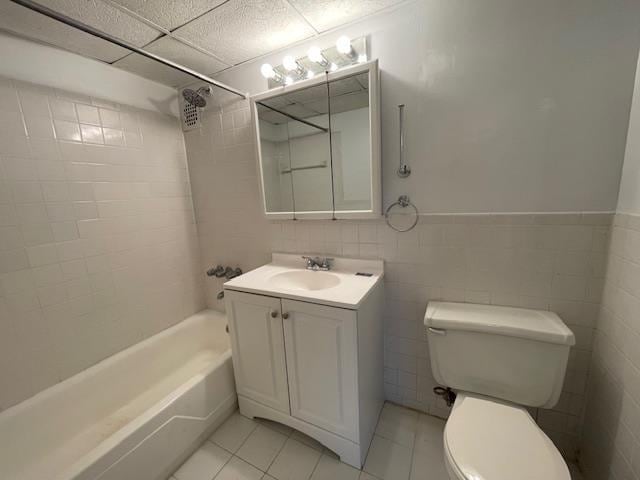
[397,104,411,177]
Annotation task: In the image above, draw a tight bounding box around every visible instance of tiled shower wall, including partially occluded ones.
[580,214,640,479]
[0,76,205,412]
[185,98,611,460]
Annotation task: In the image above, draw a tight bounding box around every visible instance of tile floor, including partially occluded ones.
[170,402,584,480]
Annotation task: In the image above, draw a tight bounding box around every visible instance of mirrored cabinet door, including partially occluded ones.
[257,83,333,214]
[328,71,372,212]
[253,60,380,220]
[256,102,295,213]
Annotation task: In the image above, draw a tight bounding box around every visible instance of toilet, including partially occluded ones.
[424,302,576,480]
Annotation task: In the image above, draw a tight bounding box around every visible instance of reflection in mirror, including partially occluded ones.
[256,103,294,212]
[257,83,332,213]
[328,72,371,211]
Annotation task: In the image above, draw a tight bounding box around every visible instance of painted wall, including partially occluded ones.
[580,54,640,479]
[203,0,640,214]
[0,75,204,412]
[0,32,179,117]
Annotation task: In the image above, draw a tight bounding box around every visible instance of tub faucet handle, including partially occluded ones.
[225,267,242,280]
[207,265,225,277]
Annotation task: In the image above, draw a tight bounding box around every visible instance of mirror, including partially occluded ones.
[257,83,332,213]
[328,71,371,211]
[253,61,380,219]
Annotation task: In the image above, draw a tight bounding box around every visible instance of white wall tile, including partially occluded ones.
[581,213,640,479]
[24,116,55,139]
[0,76,205,412]
[75,104,100,125]
[53,120,81,142]
[79,124,104,144]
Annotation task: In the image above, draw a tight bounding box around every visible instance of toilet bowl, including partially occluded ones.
[424,302,576,480]
[443,393,569,480]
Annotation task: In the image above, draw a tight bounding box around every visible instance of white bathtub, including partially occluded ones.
[0,309,236,480]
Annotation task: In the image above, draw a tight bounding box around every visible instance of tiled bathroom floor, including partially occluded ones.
[171,402,584,480]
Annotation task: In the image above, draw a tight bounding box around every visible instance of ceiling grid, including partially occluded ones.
[0,0,410,87]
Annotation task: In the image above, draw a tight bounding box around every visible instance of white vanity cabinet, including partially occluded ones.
[282,299,359,442]
[224,292,290,414]
[223,256,384,468]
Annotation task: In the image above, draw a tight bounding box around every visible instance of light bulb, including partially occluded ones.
[329,63,338,72]
[284,76,294,86]
[336,36,352,55]
[282,55,298,72]
[260,63,275,79]
[307,46,323,64]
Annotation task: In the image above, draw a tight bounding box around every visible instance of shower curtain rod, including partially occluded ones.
[9,0,249,99]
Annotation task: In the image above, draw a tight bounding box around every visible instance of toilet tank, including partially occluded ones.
[424,302,575,408]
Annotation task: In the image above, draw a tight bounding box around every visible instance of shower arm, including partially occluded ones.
[9,0,249,100]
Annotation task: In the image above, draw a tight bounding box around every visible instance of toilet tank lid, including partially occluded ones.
[425,302,575,346]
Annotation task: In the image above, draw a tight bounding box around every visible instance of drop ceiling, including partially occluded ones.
[0,0,407,88]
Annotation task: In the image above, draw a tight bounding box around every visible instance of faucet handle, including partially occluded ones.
[301,256,315,267]
[225,267,243,280]
[207,265,226,277]
[320,257,334,269]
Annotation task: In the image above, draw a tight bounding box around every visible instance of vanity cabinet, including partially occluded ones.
[224,292,290,414]
[282,299,359,441]
[224,281,383,468]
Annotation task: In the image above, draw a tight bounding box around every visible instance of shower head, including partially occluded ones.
[182,86,211,107]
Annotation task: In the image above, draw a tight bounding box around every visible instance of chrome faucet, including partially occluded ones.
[302,256,334,271]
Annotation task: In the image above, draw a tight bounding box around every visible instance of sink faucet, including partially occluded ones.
[302,256,334,271]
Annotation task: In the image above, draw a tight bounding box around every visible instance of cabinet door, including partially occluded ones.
[225,290,290,414]
[281,299,358,441]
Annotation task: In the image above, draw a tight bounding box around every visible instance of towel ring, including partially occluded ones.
[385,195,419,232]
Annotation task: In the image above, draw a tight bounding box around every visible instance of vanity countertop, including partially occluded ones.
[224,253,384,309]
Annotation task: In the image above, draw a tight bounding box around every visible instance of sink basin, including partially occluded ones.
[269,270,341,292]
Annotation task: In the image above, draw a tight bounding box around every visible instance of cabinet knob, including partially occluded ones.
[282,312,289,319]
[270,310,278,318]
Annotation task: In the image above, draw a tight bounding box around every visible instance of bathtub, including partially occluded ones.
[0,309,236,480]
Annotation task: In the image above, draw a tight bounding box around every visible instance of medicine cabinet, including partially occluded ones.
[252,60,380,219]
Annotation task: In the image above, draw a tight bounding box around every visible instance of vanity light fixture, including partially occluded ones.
[260,63,283,83]
[261,37,367,89]
[283,55,306,78]
[336,36,355,58]
[307,46,329,67]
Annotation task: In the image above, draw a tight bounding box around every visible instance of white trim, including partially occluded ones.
[238,395,363,468]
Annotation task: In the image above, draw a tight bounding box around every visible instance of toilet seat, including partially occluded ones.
[444,393,570,480]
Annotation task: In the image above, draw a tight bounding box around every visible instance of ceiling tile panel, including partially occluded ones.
[288,0,406,32]
[174,0,316,65]
[0,2,130,62]
[147,36,229,73]
[114,36,228,86]
[36,0,161,47]
[109,0,228,31]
